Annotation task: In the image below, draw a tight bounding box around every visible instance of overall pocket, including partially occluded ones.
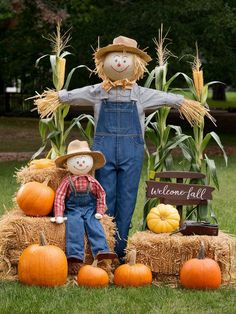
[104,104,134,132]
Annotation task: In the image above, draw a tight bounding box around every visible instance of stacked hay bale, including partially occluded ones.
[0,166,115,280]
[127,230,236,286]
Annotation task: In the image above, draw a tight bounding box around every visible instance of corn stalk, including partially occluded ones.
[176,43,227,221]
[142,25,189,229]
[32,22,93,159]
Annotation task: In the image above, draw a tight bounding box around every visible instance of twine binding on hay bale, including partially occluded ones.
[0,209,116,281]
[127,230,236,286]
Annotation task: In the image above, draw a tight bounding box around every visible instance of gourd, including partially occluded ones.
[29,158,55,170]
[18,232,68,287]
[114,250,152,287]
[77,259,109,288]
[147,204,180,233]
[16,180,55,216]
[180,241,221,289]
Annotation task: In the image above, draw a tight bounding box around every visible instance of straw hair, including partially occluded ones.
[179,98,216,127]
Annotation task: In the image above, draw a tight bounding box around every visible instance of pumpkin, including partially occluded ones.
[18,232,68,287]
[180,241,221,289]
[29,158,56,169]
[77,260,109,288]
[16,180,55,216]
[146,204,180,233]
[114,250,152,287]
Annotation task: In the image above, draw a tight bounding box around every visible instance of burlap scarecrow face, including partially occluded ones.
[67,155,94,175]
[103,52,135,81]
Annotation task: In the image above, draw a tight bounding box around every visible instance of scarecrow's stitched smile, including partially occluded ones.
[111,65,129,73]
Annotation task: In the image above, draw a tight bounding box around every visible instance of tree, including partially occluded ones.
[0,0,236,95]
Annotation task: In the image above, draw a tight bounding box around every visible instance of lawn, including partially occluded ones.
[0,157,235,314]
[0,90,235,153]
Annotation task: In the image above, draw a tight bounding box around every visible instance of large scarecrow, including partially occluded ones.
[35,36,212,261]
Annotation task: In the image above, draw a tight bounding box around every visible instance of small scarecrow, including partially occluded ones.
[52,139,117,263]
[36,36,212,261]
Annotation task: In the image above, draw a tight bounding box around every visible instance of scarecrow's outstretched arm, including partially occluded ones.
[140,87,215,126]
[33,86,97,118]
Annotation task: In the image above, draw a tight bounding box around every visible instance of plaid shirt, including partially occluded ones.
[54,175,107,217]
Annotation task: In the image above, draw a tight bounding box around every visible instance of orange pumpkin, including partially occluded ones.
[18,232,68,287]
[180,241,221,289]
[16,181,55,216]
[77,260,109,288]
[114,250,152,287]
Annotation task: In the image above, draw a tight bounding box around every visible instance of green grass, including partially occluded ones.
[207,91,236,110]
[0,281,235,314]
[0,158,236,313]
[0,117,41,152]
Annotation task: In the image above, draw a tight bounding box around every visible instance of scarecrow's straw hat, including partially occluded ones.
[94,36,152,62]
[55,140,106,169]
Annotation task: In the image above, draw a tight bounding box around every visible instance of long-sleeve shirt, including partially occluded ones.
[54,174,107,217]
[58,83,184,136]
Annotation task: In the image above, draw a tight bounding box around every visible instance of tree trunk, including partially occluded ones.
[212,84,226,101]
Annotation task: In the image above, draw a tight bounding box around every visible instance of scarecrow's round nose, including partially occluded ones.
[117,63,121,67]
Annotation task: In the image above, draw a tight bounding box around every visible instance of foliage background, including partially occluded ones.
[0,0,236,94]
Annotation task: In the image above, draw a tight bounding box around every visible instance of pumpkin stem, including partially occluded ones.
[198,241,205,259]
[127,249,137,266]
[92,259,98,267]
[39,231,48,246]
[43,178,50,186]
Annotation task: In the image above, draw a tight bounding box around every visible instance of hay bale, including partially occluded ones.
[0,209,115,280]
[16,166,69,191]
[127,230,236,286]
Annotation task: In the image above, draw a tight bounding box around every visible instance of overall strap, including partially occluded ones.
[69,176,77,195]
[87,180,92,193]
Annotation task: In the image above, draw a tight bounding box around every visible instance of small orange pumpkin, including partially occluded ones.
[77,260,109,288]
[180,241,221,289]
[114,250,152,287]
[18,232,68,287]
[16,180,55,216]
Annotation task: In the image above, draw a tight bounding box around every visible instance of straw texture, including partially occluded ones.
[127,230,236,286]
[0,209,115,280]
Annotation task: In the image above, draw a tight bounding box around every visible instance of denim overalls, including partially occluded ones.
[93,99,144,258]
[64,176,109,260]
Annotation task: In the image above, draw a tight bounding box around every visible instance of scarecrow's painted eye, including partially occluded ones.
[115,59,118,63]
[123,60,126,63]
[82,160,85,164]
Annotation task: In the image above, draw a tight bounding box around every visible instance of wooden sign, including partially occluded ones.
[146,181,215,203]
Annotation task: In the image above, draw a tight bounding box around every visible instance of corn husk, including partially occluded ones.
[193,69,204,98]
[56,57,66,91]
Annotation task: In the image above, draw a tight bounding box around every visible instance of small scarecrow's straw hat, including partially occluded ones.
[94,36,152,62]
[55,140,106,169]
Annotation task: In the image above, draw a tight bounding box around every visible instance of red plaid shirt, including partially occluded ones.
[54,175,107,217]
